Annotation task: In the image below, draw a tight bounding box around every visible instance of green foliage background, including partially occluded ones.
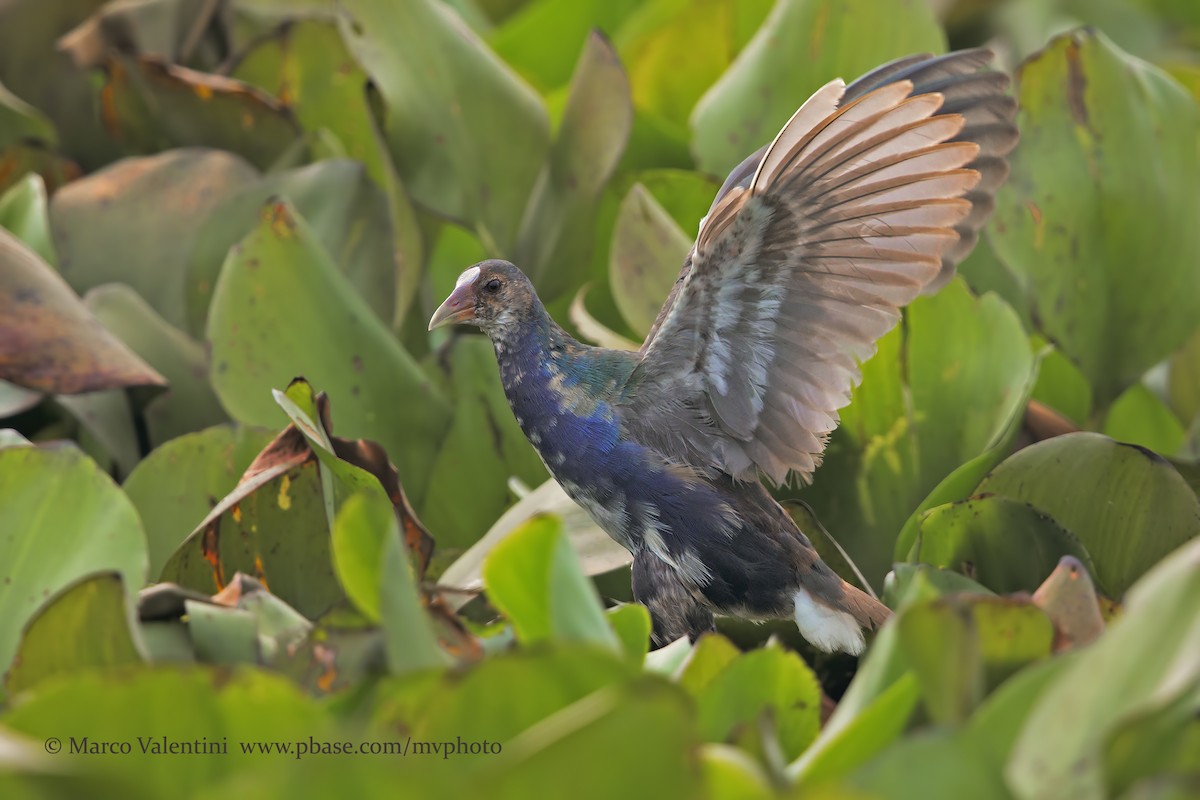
[0,0,1198,798]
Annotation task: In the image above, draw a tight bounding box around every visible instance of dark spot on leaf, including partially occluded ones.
[1064,39,1090,129]
[352,355,364,372]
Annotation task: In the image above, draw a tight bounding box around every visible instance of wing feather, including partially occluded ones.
[620,49,1017,483]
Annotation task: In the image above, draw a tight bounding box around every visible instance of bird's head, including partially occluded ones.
[428,259,536,336]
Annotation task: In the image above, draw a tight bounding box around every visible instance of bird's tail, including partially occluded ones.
[792,581,893,655]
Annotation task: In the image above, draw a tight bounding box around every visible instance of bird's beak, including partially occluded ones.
[428,283,477,331]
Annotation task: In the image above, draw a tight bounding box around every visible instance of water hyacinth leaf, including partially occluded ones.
[0,444,148,689]
[847,730,1010,800]
[333,491,446,673]
[609,183,691,336]
[100,56,301,170]
[910,495,1095,594]
[606,604,651,661]
[339,0,550,253]
[990,29,1200,407]
[1101,688,1200,798]
[691,0,945,176]
[677,633,741,696]
[1167,326,1200,426]
[420,336,546,549]
[1031,556,1106,651]
[516,31,633,301]
[977,432,1200,595]
[84,284,227,447]
[185,159,397,335]
[438,478,630,609]
[699,744,774,800]
[897,599,981,726]
[1103,383,1187,456]
[0,173,55,265]
[0,229,165,394]
[206,199,448,506]
[1,669,334,797]
[1006,537,1200,800]
[184,600,260,665]
[123,425,275,578]
[51,148,257,329]
[4,572,145,695]
[468,678,700,800]
[482,515,621,651]
[0,80,55,148]
[694,642,821,761]
[56,389,141,477]
[1031,345,1092,427]
[490,0,642,91]
[0,381,40,419]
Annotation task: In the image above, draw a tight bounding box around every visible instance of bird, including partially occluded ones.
[429,49,1018,654]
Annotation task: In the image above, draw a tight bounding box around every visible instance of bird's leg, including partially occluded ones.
[631,551,715,648]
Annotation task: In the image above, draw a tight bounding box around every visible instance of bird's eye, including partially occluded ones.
[483,278,502,294]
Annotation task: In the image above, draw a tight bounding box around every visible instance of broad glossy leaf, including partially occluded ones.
[420,335,546,549]
[482,516,621,651]
[332,492,446,673]
[4,572,145,695]
[340,0,550,253]
[606,604,651,661]
[910,495,1095,594]
[56,389,140,477]
[0,444,147,690]
[206,199,449,506]
[100,56,300,170]
[990,30,1200,406]
[85,284,227,447]
[185,159,397,335]
[0,229,165,394]
[1007,537,1200,800]
[1104,383,1187,456]
[516,31,632,301]
[0,173,55,265]
[694,641,821,761]
[691,0,945,176]
[123,424,275,578]
[977,432,1200,595]
[677,633,741,695]
[609,183,691,335]
[847,730,1009,800]
[51,148,257,329]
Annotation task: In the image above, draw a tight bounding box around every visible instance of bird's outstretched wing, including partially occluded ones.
[619,49,1018,484]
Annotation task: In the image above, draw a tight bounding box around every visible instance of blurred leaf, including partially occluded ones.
[421,335,546,549]
[482,515,621,651]
[0,380,40,419]
[206,198,449,506]
[991,29,1200,407]
[340,0,550,253]
[469,678,700,800]
[569,285,640,350]
[691,0,945,176]
[957,238,1031,329]
[5,572,145,695]
[977,432,1200,595]
[805,278,1034,586]
[56,388,141,477]
[897,598,981,726]
[1104,382,1186,455]
[1167,326,1200,427]
[1101,686,1200,798]
[0,80,55,148]
[607,603,651,661]
[123,424,275,578]
[184,599,260,664]
[185,159,397,335]
[0,228,165,394]
[609,183,690,335]
[910,495,1095,594]
[1031,555,1106,651]
[699,743,775,800]
[1031,343,1092,427]
[438,478,631,608]
[85,284,227,447]
[0,142,80,197]
[51,148,257,329]
[1007,537,1200,800]
[677,633,741,695]
[516,31,632,301]
[0,173,55,266]
[0,444,147,691]
[847,730,1009,800]
[694,641,821,761]
[100,56,300,170]
[332,491,446,673]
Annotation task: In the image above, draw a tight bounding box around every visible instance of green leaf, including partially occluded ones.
[1101,686,1200,798]
[332,492,446,673]
[4,572,145,695]
[50,149,258,329]
[0,173,55,265]
[0,79,55,149]
[184,600,261,664]
[977,432,1200,595]
[0,445,147,691]
[910,495,1096,594]
[990,29,1200,407]
[606,603,651,661]
[340,0,550,253]
[847,730,1010,800]
[516,31,632,301]
[1167,326,1200,427]
[1104,383,1187,456]
[123,424,275,579]
[206,198,449,506]
[482,515,620,651]
[1031,344,1092,427]
[694,642,821,761]
[699,744,775,800]
[1006,537,1200,800]
[677,633,741,696]
[608,183,691,336]
[691,0,945,176]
